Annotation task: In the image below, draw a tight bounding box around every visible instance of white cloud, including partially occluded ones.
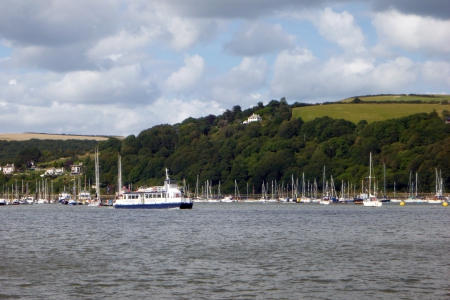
[314,7,366,53]
[422,61,450,87]
[86,27,161,66]
[251,93,261,100]
[211,57,268,105]
[372,10,450,55]
[271,47,319,99]
[8,79,17,85]
[164,54,205,93]
[166,17,219,51]
[271,46,421,100]
[38,64,160,105]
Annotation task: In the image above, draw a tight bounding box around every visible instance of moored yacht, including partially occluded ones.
[363,153,382,207]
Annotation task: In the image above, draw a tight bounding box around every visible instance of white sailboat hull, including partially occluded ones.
[363,200,382,207]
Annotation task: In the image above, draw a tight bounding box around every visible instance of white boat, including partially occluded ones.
[299,197,311,203]
[219,196,233,202]
[0,198,6,205]
[319,197,330,205]
[78,191,91,203]
[37,198,48,204]
[59,191,71,204]
[428,169,445,204]
[18,196,34,205]
[363,153,382,207]
[114,168,193,209]
[68,199,77,205]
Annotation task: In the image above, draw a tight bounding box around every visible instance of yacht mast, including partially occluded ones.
[95,148,100,201]
[118,153,122,195]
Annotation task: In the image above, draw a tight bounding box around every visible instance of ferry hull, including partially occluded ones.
[180,202,194,209]
[114,202,192,209]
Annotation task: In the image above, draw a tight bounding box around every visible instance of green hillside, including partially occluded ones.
[293,103,449,123]
[341,94,450,103]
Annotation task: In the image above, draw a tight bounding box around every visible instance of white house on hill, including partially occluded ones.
[3,164,15,174]
[70,164,83,175]
[243,113,262,124]
[44,167,64,176]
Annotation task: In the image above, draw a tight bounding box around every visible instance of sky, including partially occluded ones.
[0,0,449,136]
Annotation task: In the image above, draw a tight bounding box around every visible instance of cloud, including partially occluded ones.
[0,0,449,135]
[315,8,366,53]
[158,0,328,19]
[164,54,205,93]
[372,10,450,56]
[2,43,96,72]
[370,0,450,20]
[166,17,219,51]
[271,46,421,101]
[0,0,118,47]
[224,22,295,56]
[211,57,268,105]
[422,61,450,87]
[36,64,161,106]
[86,27,161,68]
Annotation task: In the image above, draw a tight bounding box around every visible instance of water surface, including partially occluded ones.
[0,203,448,299]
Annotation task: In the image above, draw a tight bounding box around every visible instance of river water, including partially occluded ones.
[0,203,448,299]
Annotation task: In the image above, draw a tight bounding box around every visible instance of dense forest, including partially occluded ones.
[1,98,450,196]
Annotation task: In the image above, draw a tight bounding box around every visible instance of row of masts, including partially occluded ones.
[189,166,446,200]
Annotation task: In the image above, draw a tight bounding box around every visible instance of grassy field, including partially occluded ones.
[0,133,123,141]
[292,103,448,123]
[341,94,450,103]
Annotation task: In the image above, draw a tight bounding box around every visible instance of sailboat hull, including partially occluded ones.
[363,200,382,207]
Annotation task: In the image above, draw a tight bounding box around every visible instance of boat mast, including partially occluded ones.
[118,153,122,196]
[415,172,418,197]
[95,148,100,201]
[383,163,386,197]
[322,166,326,198]
[368,152,372,197]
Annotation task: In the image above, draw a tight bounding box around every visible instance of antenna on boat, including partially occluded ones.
[165,168,170,180]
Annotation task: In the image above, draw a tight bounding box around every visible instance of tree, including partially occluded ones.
[16,147,41,168]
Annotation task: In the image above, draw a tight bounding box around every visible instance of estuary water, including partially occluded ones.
[0,203,448,299]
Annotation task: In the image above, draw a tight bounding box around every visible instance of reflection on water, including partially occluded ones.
[0,203,449,299]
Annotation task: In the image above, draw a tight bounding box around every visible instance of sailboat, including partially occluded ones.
[428,169,445,204]
[89,148,102,206]
[67,176,78,205]
[363,152,382,207]
[379,163,390,203]
[0,185,6,205]
[319,167,330,205]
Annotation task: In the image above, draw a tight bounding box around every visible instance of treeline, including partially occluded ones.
[0,139,98,168]
[2,99,450,196]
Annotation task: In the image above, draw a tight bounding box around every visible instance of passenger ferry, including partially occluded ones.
[114,169,193,209]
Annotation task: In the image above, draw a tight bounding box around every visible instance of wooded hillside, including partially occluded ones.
[1,99,450,196]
